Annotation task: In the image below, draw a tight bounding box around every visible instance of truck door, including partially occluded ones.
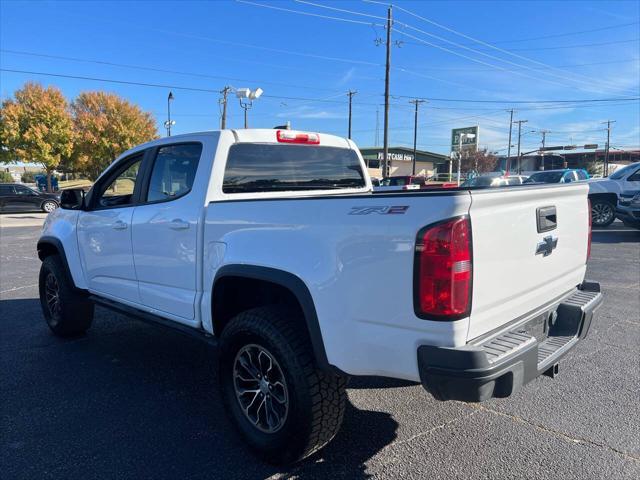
[131,142,203,323]
[77,153,145,303]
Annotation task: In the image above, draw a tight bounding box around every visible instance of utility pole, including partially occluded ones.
[375,107,380,147]
[164,91,175,137]
[506,109,514,174]
[514,119,528,174]
[382,5,392,178]
[602,120,615,177]
[220,86,231,129]
[409,99,426,176]
[540,129,550,171]
[347,90,357,139]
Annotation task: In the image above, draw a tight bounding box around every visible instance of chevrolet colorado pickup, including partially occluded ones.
[37,129,602,464]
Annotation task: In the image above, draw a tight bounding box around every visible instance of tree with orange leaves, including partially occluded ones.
[0,82,74,192]
[71,92,158,179]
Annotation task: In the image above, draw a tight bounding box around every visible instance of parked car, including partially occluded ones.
[616,190,640,229]
[460,175,527,188]
[0,183,60,213]
[588,162,640,227]
[524,169,589,185]
[380,175,428,187]
[37,129,601,464]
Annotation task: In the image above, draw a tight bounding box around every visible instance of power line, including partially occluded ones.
[2,67,637,108]
[389,3,638,95]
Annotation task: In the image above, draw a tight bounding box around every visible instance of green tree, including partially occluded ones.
[71,92,158,179]
[0,170,13,183]
[0,82,74,192]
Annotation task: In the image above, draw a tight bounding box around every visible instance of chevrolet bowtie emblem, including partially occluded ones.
[536,236,558,257]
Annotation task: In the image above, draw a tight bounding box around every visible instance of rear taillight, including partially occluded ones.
[414,216,472,320]
[587,198,592,261]
[276,130,320,144]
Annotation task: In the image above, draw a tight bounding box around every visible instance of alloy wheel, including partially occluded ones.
[233,344,289,433]
[45,273,61,318]
[592,203,613,226]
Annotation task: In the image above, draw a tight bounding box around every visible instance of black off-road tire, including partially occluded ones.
[590,199,615,227]
[39,255,94,337]
[219,306,347,465]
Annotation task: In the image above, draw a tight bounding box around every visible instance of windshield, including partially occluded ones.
[609,162,639,180]
[525,171,564,183]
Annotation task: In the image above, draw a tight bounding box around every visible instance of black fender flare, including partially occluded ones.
[213,264,339,374]
[37,236,78,290]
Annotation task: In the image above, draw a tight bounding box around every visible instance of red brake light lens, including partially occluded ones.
[414,216,472,319]
[587,198,592,261]
[276,130,320,144]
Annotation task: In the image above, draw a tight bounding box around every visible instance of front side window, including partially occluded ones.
[96,155,143,208]
[146,143,202,202]
[223,144,365,193]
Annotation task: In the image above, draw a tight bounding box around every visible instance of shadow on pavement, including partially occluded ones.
[1,298,398,480]
[592,227,640,244]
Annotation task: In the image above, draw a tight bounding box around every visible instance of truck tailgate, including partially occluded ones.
[467,184,589,340]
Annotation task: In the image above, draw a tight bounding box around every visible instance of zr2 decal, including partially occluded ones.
[349,206,409,215]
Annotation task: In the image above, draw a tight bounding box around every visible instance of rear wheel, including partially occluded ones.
[39,255,94,336]
[590,199,615,227]
[42,200,58,213]
[219,306,347,464]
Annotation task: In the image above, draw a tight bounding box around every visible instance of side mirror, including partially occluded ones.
[60,188,85,210]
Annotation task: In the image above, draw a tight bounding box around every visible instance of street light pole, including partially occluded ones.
[540,129,550,170]
[164,91,175,137]
[409,99,426,176]
[236,87,263,129]
[347,90,357,139]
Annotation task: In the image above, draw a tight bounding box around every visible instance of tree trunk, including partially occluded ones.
[47,170,53,193]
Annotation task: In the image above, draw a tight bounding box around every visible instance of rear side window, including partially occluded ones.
[0,185,15,195]
[147,143,202,202]
[223,144,365,193]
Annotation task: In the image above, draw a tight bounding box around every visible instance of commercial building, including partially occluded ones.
[499,148,639,173]
[358,146,449,179]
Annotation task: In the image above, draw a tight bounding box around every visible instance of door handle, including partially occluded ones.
[168,219,190,230]
[112,220,128,230]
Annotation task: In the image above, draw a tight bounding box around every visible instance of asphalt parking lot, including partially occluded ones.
[1,214,639,480]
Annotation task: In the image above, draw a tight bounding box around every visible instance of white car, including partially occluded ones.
[38,129,602,464]
[588,161,640,226]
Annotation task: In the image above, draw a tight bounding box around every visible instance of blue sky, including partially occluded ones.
[1,0,639,155]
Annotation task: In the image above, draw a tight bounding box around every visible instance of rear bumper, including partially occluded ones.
[417,281,603,402]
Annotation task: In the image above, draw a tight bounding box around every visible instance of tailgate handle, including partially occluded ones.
[537,206,557,233]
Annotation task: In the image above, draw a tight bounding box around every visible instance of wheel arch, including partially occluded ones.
[37,236,78,290]
[588,192,617,205]
[212,264,335,374]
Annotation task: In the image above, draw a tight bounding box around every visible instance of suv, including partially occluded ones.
[588,162,640,227]
[37,129,601,464]
[524,169,589,185]
[0,183,60,213]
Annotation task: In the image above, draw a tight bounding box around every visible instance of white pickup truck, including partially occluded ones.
[38,129,602,464]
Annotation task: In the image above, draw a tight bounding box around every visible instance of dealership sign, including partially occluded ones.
[377,151,414,162]
[451,126,479,153]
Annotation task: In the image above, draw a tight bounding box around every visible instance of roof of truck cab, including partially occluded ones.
[131,129,353,150]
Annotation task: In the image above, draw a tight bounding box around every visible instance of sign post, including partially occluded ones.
[451,127,479,183]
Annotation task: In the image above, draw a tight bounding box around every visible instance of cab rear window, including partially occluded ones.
[223,144,365,193]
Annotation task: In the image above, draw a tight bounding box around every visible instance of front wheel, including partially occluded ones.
[39,255,94,336]
[42,200,58,213]
[591,200,615,227]
[219,306,347,464]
